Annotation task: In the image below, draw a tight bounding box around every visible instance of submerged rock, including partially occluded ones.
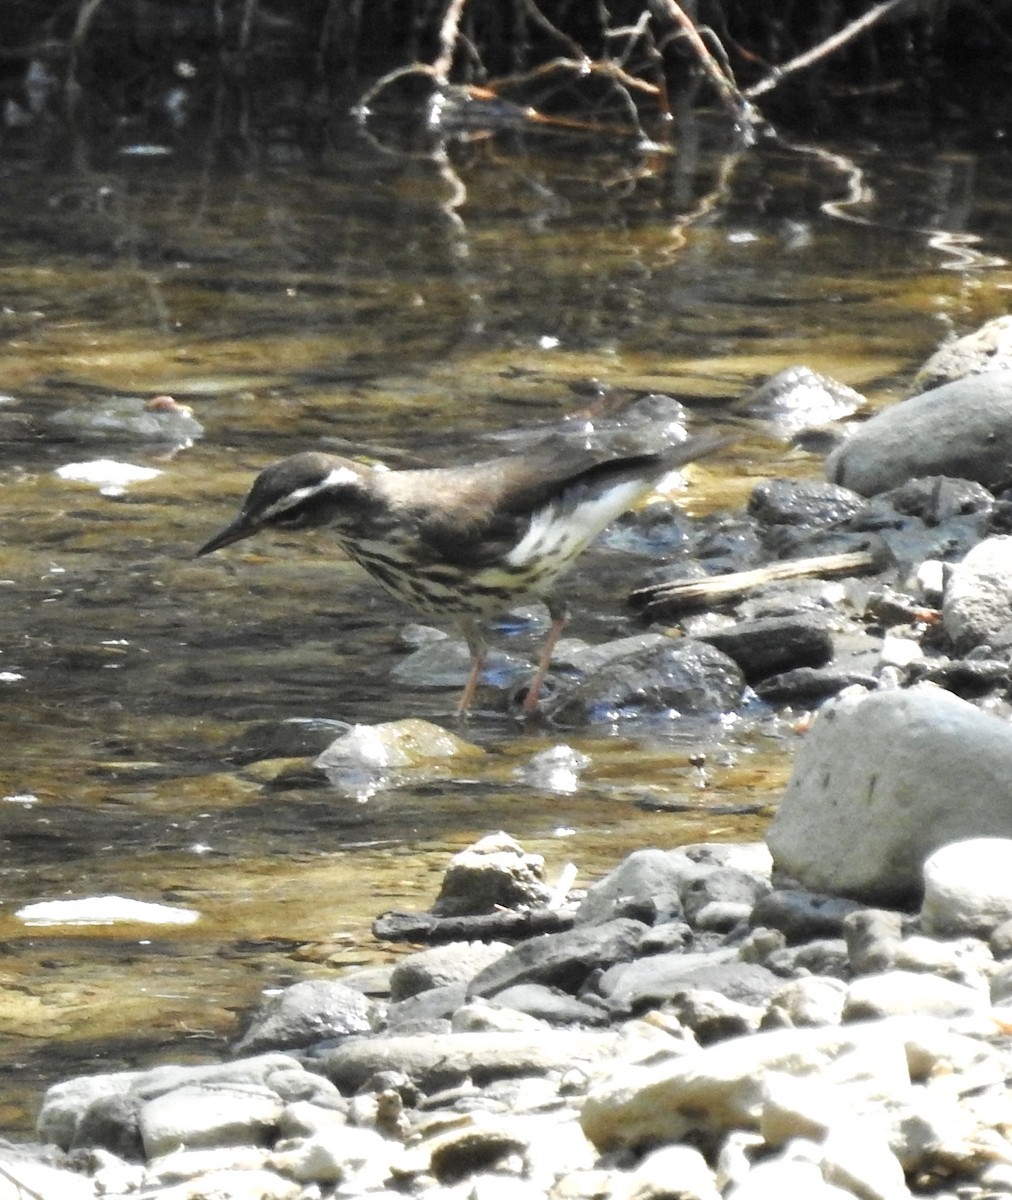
[313,717,484,800]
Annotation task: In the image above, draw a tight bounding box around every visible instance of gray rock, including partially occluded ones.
[138,1083,284,1159]
[692,900,754,932]
[37,1055,305,1156]
[232,979,376,1056]
[547,639,744,726]
[889,933,992,989]
[767,685,1012,904]
[747,475,866,527]
[575,848,685,927]
[489,984,611,1027]
[432,832,553,917]
[698,614,834,684]
[580,1021,912,1152]
[385,982,466,1031]
[680,866,770,929]
[599,957,780,1014]
[316,1029,623,1094]
[843,908,905,975]
[467,918,647,999]
[991,916,1012,959]
[825,373,1012,496]
[761,976,848,1029]
[451,1001,547,1033]
[665,988,764,1044]
[390,941,511,1002]
[763,939,850,980]
[942,536,1012,652]
[751,889,865,945]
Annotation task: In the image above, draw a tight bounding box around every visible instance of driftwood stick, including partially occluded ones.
[631,549,884,613]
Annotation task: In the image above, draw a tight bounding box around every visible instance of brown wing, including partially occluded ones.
[378,431,730,568]
[384,443,655,568]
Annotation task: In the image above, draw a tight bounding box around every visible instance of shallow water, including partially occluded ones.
[0,97,1010,1130]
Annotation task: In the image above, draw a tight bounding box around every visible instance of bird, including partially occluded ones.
[196,431,730,715]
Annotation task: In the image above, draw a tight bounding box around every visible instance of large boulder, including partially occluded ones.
[766,686,1012,904]
[825,374,1012,496]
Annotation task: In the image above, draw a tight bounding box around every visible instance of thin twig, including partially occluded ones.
[745,0,915,99]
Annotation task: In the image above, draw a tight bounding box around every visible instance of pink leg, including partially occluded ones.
[456,619,487,717]
[522,605,568,713]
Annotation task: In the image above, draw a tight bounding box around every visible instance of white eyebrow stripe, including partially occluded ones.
[322,466,363,488]
[259,466,362,519]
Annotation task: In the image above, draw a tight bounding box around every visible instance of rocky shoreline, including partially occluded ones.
[9,317,1012,1199]
[13,800,1012,1200]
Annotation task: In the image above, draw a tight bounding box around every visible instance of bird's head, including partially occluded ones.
[196,452,373,556]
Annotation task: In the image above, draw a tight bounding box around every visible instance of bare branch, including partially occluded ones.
[745,0,916,99]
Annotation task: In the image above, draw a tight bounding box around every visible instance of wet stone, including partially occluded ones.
[735,366,865,439]
[547,639,745,727]
[697,614,834,684]
[753,665,879,703]
[747,476,867,528]
[225,718,351,765]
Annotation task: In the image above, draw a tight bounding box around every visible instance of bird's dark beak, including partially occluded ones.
[196,515,256,557]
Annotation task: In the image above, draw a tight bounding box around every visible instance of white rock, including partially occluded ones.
[138,1084,284,1158]
[144,1145,271,1185]
[890,932,992,986]
[612,1143,721,1200]
[943,536,1012,652]
[886,1087,985,1173]
[898,1017,1005,1090]
[138,1167,300,1199]
[759,1073,874,1147]
[766,686,1012,904]
[820,1117,912,1200]
[724,1158,853,1199]
[714,1129,765,1192]
[921,838,1012,937]
[762,976,848,1029]
[0,1158,96,1200]
[580,1021,911,1152]
[313,718,484,801]
[843,970,989,1021]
